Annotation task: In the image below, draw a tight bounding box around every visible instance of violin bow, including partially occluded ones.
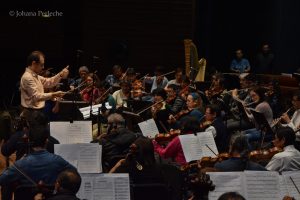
[205,144,218,156]
[136,100,165,115]
[158,120,169,133]
[290,177,300,195]
[12,163,37,186]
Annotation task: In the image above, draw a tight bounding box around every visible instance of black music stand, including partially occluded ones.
[250,109,274,148]
[232,98,251,130]
[57,101,87,121]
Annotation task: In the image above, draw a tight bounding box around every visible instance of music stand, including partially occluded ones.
[232,97,251,130]
[250,109,274,149]
[57,101,87,121]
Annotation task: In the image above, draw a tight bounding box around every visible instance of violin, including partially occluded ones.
[173,109,191,120]
[249,147,282,162]
[199,120,213,130]
[154,129,181,143]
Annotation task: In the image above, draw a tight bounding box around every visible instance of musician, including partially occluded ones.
[0,126,76,187]
[47,169,81,200]
[20,51,69,120]
[79,73,100,104]
[165,84,185,114]
[243,87,273,146]
[105,64,124,88]
[217,192,245,200]
[254,43,274,74]
[98,113,141,172]
[266,127,300,172]
[69,66,89,92]
[153,116,200,166]
[112,80,131,109]
[214,133,266,171]
[278,91,300,150]
[166,67,184,88]
[227,73,257,132]
[169,92,204,129]
[202,104,228,153]
[230,49,251,73]
[144,65,168,93]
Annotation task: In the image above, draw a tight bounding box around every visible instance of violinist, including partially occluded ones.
[153,116,200,166]
[165,84,184,114]
[201,104,228,153]
[150,88,171,133]
[105,65,124,90]
[169,92,204,129]
[143,65,169,93]
[80,73,100,104]
[214,133,266,172]
[205,72,225,102]
[266,127,300,172]
[276,91,300,151]
[112,80,131,109]
[69,66,89,93]
[165,67,184,89]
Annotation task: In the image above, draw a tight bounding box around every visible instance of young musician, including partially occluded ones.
[266,127,300,172]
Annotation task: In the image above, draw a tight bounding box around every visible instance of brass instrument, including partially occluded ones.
[184,39,206,82]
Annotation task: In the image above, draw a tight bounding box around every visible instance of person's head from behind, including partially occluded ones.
[180,116,200,134]
[27,51,45,74]
[273,127,295,149]
[78,66,89,80]
[28,111,49,128]
[235,49,243,60]
[29,125,50,148]
[229,133,250,156]
[218,192,245,200]
[107,113,125,134]
[55,169,81,195]
[128,137,155,168]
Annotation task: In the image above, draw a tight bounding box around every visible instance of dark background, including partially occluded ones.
[0,0,299,109]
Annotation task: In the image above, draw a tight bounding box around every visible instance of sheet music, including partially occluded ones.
[54,143,102,173]
[244,171,280,200]
[282,171,300,200]
[208,172,244,200]
[279,175,289,200]
[197,132,219,157]
[179,132,218,162]
[79,102,112,119]
[138,118,159,138]
[50,121,92,144]
[77,173,130,200]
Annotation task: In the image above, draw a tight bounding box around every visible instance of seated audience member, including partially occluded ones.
[266,127,300,172]
[98,113,141,172]
[230,49,251,73]
[214,133,266,171]
[47,169,81,200]
[0,126,76,187]
[217,192,245,200]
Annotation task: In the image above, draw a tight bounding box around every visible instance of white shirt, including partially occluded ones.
[112,89,128,108]
[266,145,300,172]
[282,109,300,141]
[20,68,61,109]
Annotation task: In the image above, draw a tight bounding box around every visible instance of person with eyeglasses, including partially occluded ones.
[20,51,69,121]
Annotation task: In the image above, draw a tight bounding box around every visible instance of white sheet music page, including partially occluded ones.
[244,171,280,200]
[77,173,130,200]
[54,143,102,173]
[282,171,300,200]
[197,131,219,157]
[207,172,245,200]
[179,134,202,162]
[138,118,159,138]
[50,121,92,144]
